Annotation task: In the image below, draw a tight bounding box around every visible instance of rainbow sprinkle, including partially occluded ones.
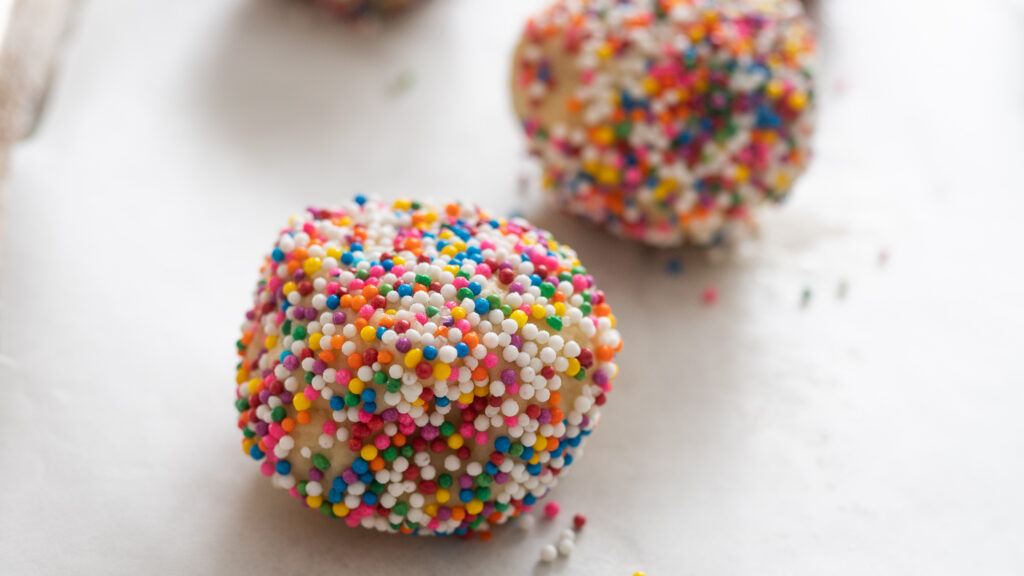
[512,0,816,246]
[235,197,622,536]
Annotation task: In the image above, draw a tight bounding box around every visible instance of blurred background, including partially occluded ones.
[1,0,1023,574]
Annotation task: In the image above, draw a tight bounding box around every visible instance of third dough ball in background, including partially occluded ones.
[511,0,816,246]
[313,0,423,20]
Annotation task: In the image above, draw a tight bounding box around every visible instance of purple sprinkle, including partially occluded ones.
[421,425,439,441]
[458,474,474,489]
[308,469,323,482]
[396,338,412,353]
[280,391,294,404]
[593,370,608,386]
[258,390,271,404]
[509,282,524,294]
[342,469,359,484]
[510,334,523,349]
[494,472,509,484]
[437,507,452,521]
[304,307,316,321]
[501,369,517,386]
[254,421,269,436]
[283,355,299,370]
[382,408,398,422]
[538,410,552,425]
[332,312,347,325]
[313,359,327,375]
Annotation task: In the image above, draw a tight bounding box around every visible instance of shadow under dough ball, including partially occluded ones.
[511,0,816,246]
[234,197,623,535]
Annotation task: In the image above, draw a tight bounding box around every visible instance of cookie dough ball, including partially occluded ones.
[235,197,622,535]
[314,0,421,20]
[511,0,816,246]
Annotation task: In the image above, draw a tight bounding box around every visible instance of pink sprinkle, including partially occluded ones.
[702,286,719,305]
[544,501,561,518]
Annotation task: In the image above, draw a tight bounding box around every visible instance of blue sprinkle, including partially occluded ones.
[523,494,536,506]
[330,396,345,411]
[459,489,474,503]
[352,458,369,475]
[494,436,511,453]
[474,298,490,314]
[362,492,378,506]
[455,343,469,358]
[397,284,413,297]
[468,282,482,295]
[271,248,285,262]
[276,460,291,475]
[249,446,264,460]
[423,346,438,361]
[361,389,376,402]
[354,194,367,205]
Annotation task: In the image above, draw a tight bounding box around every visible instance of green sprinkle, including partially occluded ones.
[546,316,563,331]
[540,282,556,298]
[438,474,453,488]
[292,326,307,340]
[312,454,330,471]
[271,406,287,422]
[426,305,439,317]
[415,274,431,286]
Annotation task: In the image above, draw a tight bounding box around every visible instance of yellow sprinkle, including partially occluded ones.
[475,385,489,397]
[531,305,546,319]
[510,310,528,328]
[392,256,405,265]
[247,378,261,395]
[425,503,438,517]
[242,438,256,453]
[788,91,808,111]
[393,199,412,210]
[326,247,341,260]
[458,392,474,405]
[735,165,750,182]
[593,126,615,146]
[293,394,311,411]
[643,77,660,95]
[452,307,467,320]
[404,348,423,368]
[566,358,581,376]
[306,495,322,508]
[309,333,322,351]
[264,335,278,349]
[553,302,566,316]
[360,445,378,460]
[596,43,613,59]
[466,499,484,515]
[303,258,321,275]
[283,282,297,295]
[766,79,784,99]
[436,489,450,504]
[332,503,350,517]
[433,363,452,380]
[528,453,540,465]
[348,378,366,394]
[534,436,548,452]
[441,245,458,257]
[447,434,464,450]
[360,326,376,342]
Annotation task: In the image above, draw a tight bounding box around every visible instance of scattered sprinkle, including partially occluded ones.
[540,544,559,563]
[544,501,561,518]
[702,286,719,305]
[666,258,684,276]
[800,287,812,307]
[573,513,587,530]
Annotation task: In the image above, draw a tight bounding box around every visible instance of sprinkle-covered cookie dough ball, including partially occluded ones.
[512,0,816,246]
[314,0,421,20]
[235,197,622,536]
